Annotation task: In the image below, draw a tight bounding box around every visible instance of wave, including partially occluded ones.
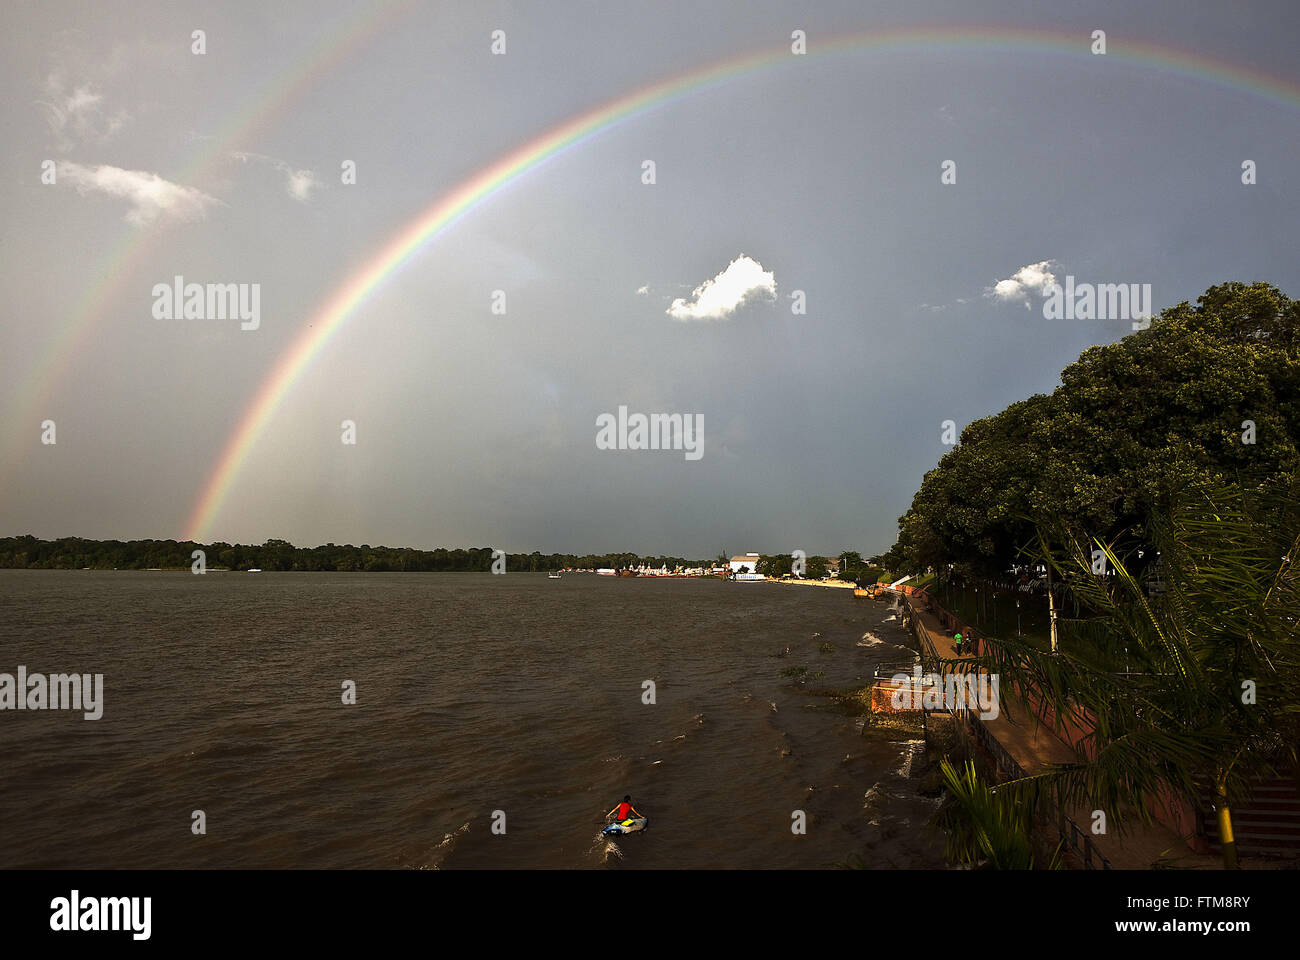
[589,833,624,866]
[413,820,470,870]
[894,740,926,778]
[861,783,888,825]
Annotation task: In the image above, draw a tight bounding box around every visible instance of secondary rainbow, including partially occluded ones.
[1,0,413,494]
[184,25,1300,541]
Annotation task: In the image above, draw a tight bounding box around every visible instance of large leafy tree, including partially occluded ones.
[887,282,1300,577]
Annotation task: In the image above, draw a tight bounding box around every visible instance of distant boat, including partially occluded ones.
[548,572,561,579]
[248,568,263,573]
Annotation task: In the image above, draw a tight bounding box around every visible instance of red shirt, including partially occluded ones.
[617,802,632,820]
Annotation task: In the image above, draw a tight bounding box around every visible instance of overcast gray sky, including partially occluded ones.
[2,0,1298,558]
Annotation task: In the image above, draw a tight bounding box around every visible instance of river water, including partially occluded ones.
[0,570,947,868]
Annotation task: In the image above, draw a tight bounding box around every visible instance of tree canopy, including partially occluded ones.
[882,282,1300,577]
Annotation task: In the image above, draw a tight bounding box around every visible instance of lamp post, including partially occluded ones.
[1016,599,1022,638]
[1047,564,1059,655]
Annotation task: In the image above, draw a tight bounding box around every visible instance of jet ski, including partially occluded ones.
[602,817,648,836]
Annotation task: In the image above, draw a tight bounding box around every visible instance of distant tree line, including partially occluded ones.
[746,552,885,585]
[754,554,830,579]
[0,536,708,573]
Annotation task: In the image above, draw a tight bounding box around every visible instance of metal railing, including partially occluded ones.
[960,704,1026,779]
[1056,810,1114,870]
[951,680,1113,870]
[899,593,1117,869]
[963,709,1112,869]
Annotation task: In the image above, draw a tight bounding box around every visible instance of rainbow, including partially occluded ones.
[163,25,1298,540]
[1,0,414,495]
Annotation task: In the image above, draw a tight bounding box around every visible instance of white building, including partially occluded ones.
[729,553,760,574]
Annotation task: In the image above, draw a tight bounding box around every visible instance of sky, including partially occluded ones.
[2,0,1298,559]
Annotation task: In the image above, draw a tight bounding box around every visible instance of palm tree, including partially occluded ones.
[977,478,1300,867]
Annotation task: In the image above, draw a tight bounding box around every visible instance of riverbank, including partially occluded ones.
[764,577,857,589]
[888,587,1275,869]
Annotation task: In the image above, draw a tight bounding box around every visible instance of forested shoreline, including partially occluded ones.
[0,536,706,573]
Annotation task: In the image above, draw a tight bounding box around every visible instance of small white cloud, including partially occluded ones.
[636,285,649,296]
[232,151,319,202]
[38,75,128,149]
[667,254,776,322]
[56,162,220,226]
[285,168,319,202]
[988,260,1058,309]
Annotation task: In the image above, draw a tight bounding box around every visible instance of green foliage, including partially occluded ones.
[755,553,832,578]
[935,760,1063,870]
[981,478,1300,832]
[887,282,1300,577]
[843,565,885,586]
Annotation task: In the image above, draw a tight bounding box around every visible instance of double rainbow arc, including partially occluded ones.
[93,25,1300,541]
[2,0,414,495]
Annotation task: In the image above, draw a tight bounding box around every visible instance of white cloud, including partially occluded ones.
[39,75,128,150]
[56,162,220,226]
[285,168,319,202]
[232,151,319,202]
[987,260,1058,308]
[667,255,776,321]
[636,285,649,296]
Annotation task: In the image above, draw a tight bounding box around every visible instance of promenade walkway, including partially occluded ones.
[899,591,1216,869]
